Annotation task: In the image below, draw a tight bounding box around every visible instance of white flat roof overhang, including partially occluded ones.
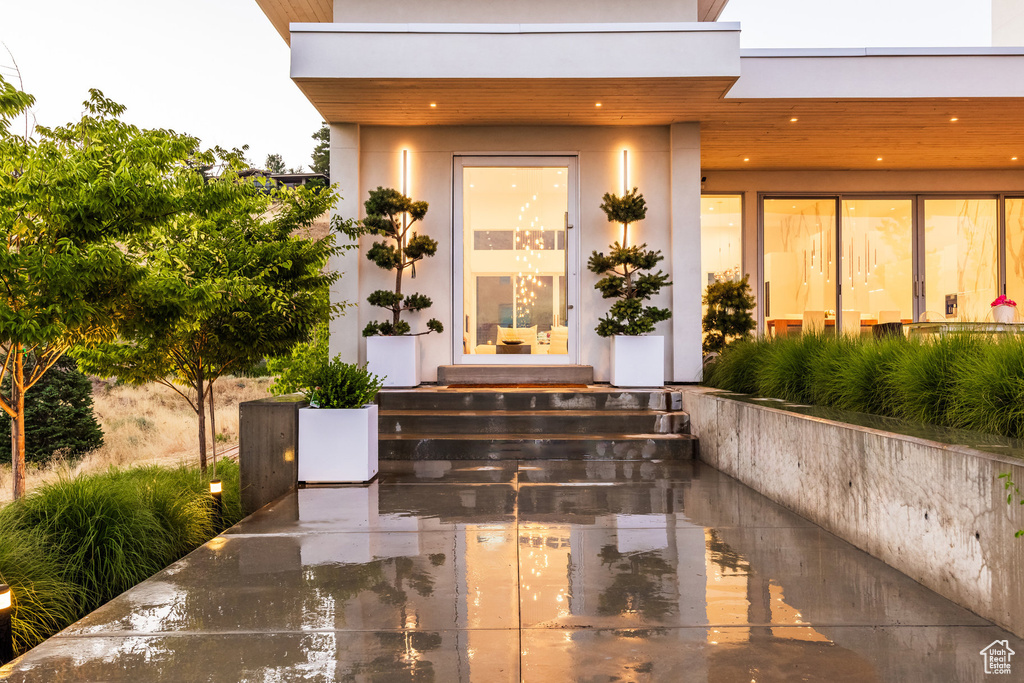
[289,22,740,125]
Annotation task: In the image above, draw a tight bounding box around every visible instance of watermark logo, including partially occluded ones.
[980,640,1015,675]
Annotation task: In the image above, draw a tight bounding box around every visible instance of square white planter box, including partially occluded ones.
[611,335,665,387]
[366,335,419,387]
[298,404,378,483]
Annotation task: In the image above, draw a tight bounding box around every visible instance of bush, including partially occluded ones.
[0,461,242,654]
[299,357,383,409]
[268,321,328,395]
[0,355,103,464]
[705,331,1024,439]
[702,276,756,354]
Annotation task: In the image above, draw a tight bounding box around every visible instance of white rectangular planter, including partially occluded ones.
[366,335,419,387]
[298,404,378,483]
[611,335,665,387]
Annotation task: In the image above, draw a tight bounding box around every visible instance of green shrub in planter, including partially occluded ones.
[587,188,672,337]
[299,357,383,409]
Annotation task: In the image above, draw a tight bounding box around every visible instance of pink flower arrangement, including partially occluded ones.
[992,295,1017,307]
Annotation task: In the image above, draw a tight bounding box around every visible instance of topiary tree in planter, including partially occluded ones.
[361,187,444,337]
[587,188,672,387]
[587,189,672,337]
[702,276,756,354]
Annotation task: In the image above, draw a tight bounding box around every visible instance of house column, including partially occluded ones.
[328,123,361,363]
[669,123,702,382]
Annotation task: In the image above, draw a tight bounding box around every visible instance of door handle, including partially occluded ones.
[567,305,574,310]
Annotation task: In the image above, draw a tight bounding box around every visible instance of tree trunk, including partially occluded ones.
[207,381,217,475]
[394,255,404,328]
[11,351,26,500]
[196,367,208,471]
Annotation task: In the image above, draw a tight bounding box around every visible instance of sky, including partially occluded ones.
[0,0,995,171]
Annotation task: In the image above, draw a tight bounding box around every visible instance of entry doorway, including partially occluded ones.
[453,156,579,364]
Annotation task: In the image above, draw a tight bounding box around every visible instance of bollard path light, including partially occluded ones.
[210,479,224,531]
[0,583,13,664]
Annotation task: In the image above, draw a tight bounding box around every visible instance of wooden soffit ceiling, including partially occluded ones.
[256,0,331,44]
[298,77,1024,170]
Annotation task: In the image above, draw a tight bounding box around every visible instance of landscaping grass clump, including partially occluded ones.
[753,333,831,403]
[705,331,1024,440]
[948,335,1024,438]
[704,336,768,395]
[0,461,241,655]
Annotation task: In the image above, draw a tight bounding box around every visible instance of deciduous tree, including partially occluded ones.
[76,156,352,470]
[0,77,198,498]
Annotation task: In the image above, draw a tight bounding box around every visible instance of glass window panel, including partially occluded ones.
[1007,198,1024,302]
[701,195,743,345]
[763,199,837,336]
[923,199,998,321]
[840,199,914,332]
[463,166,568,354]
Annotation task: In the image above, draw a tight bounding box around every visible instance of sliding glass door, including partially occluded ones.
[841,199,914,329]
[922,198,998,322]
[762,198,837,336]
[453,157,578,364]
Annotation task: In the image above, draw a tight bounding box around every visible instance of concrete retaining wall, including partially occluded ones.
[680,386,1024,638]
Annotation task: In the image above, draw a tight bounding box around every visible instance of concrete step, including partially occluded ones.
[436,364,594,386]
[378,433,698,461]
[378,388,682,412]
[378,410,689,435]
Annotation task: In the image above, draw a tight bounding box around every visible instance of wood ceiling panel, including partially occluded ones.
[255,0,331,43]
[297,77,1024,170]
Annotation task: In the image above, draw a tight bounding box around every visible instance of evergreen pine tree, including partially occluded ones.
[0,356,103,464]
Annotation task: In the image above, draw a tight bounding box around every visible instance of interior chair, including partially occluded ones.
[802,310,826,334]
[548,326,569,355]
[841,310,861,336]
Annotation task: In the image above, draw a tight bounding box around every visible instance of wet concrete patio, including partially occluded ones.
[1,459,1021,682]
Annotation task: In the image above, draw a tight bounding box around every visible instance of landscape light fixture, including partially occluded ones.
[210,479,223,531]
[0,584,12,664]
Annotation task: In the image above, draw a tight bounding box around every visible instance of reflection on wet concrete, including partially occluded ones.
[1,459,1019,682]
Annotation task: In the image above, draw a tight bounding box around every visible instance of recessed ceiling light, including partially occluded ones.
[1013,157,1019,161]
[512,184,517,188]
[469,184,474,188]
[595,102,602,108]
[790,117,798,122]
[876,157,883,161]
[743,157,750,162]
[430,103,437,108]
[950,117,958,122]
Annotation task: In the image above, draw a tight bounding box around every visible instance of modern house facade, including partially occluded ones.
[256,0,1024,383]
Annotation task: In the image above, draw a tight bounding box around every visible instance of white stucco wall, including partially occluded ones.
[336,125,693,383]
[332,0,698,24]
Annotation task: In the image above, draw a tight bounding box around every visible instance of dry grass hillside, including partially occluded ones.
[0,376,272,504]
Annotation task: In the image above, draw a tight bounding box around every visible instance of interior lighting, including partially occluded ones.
[430,103,437,108]
[876,157,883,161]
[595,102,602,107]
[949,117,958,122]
[1013,157,1019,161]
[743,158,750,162]
[790,117,798,122]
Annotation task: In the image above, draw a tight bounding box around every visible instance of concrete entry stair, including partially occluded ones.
[377,386,696,460]
[436,364,594,385]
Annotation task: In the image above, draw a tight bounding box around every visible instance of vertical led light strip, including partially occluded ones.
[622,149,629,245]
[401,149,409,273]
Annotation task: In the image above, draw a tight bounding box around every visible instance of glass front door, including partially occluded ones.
[453,157,578,364]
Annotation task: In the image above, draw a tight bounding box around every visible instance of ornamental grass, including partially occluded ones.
[0,461,241,655]
[704,332,1024,439]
